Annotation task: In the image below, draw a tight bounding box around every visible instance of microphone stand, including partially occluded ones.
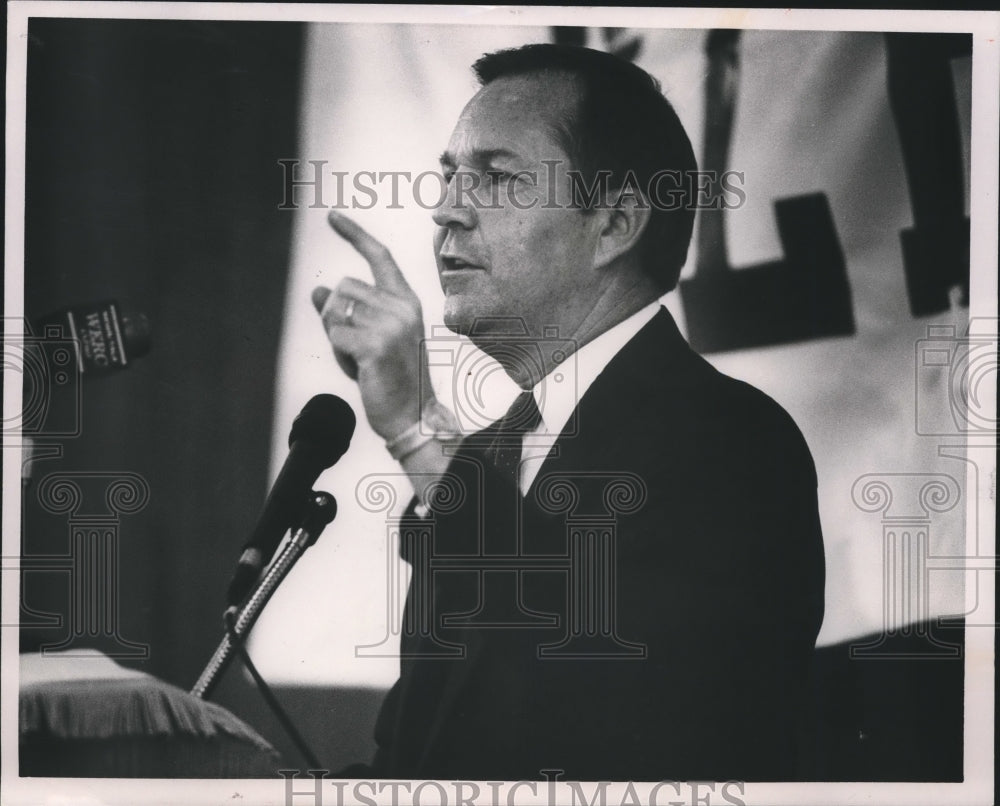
[191,491,337,700]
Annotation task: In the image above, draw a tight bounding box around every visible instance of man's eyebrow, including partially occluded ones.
[438,148,520,168]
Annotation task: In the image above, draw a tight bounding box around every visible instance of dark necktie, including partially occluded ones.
[487,390,542,485]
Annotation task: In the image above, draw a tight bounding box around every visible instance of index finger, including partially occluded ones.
[328,209,411,296]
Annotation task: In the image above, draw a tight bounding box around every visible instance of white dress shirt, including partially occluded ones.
[517,302,661,495]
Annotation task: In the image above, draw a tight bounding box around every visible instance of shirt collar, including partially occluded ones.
[530,301,661,437]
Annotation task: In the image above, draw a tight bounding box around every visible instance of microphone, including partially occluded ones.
[16,300,150,438]
[33,299,152,376]
[226,394,356,607]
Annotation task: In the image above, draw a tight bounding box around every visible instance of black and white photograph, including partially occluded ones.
[2,4,996,805]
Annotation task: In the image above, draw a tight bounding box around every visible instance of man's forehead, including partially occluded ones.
[473,70,578,106]
[445,72,579,161]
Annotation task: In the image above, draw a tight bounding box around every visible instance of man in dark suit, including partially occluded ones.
[314,44,825,782]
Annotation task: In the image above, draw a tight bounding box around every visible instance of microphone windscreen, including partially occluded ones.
[289,393,356,467]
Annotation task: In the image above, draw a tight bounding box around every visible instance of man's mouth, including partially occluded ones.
[440,256,484,272]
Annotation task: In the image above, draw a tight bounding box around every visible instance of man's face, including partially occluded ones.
[433,73,604,341]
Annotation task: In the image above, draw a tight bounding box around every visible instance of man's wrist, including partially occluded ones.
[385,420,430,461]
[385,399,461,461]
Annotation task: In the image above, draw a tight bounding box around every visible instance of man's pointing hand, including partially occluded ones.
[313,210,434,442]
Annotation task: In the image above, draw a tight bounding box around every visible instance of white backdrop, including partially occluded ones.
[256,20,988,688]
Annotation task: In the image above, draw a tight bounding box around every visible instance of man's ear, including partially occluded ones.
[592,188,653,270]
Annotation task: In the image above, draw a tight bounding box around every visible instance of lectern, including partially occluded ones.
[19,650,284,777]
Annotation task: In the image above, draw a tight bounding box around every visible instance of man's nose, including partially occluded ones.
[431,172,477,229]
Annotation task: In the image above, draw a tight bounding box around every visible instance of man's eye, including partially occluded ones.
[486,170,514,185]
[442,169,456,183]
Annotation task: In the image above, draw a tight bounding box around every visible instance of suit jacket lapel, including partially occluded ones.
[526,306,706,490]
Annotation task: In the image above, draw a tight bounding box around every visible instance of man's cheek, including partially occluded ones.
[537,217,581,262]
[505,178,542,211]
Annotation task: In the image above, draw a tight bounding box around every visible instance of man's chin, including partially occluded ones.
[442,297,494,337]
[441,306,472,336]
[443,299,528,340]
